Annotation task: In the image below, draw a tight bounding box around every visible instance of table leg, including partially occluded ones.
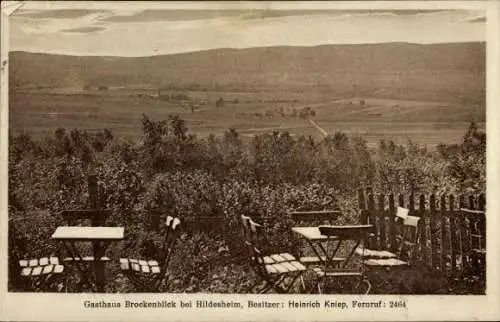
[63,242,96,292]
[93,241,108,292]
[322,240,342,265]
[304,239,329,265]
[303,239,333,293]
[342,240,361,268]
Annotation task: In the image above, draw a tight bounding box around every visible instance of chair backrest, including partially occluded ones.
[240,215,268,276]
[241,215,253,246]
[240,215,253,263]
[396,206,410,220]
[288,210,342,226]
[8,223,23,279]
[60,209,111,226]
[394,214,421,263]
[160,216,181,272]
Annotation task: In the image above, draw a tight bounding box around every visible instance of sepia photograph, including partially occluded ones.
[1,0,499,321]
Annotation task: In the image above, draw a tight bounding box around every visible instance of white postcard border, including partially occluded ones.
[1,1,499,321]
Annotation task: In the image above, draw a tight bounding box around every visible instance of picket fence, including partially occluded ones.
[357,188,486,276]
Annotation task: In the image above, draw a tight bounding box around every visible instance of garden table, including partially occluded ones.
[288,210,343,266]
[51,226,124,292]
[292,225,373,293]
[291,226,331,266]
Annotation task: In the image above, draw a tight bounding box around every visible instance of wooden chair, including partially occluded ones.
[312,225,373,294]
[355,206,411,259]
[241,215,306,293]
[363,213,422,290]
[9,224,65,292]
[18,257,65,292]
[120,216,181,292]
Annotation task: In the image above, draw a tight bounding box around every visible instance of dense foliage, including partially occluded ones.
[8,115,486,292]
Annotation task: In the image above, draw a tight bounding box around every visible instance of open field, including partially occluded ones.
[9,43,485,147]
[10,89,485,148]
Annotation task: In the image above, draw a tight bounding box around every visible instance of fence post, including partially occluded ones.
[459,194,468,272]
[88,175,98,209]
[367,192,376,249]
[359,188,368,227]
[396,194,405,254]
[418,194,428,265]
[378,193,387,250]
[398,194,405,208]
[478,193,486,251]
[468,195,475,210]
[409,193,415,213]
[358,188,366,211]
[478,193,485,211]
[440,194,447,272]
[429,194,438,270]
[98,181,106,210]
[388,193,397,252]
[449,194,458,275]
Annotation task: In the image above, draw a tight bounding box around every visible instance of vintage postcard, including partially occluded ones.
[1,1,499,321]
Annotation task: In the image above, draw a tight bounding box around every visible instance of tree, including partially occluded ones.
[216,97,224,108]
[446,122,486,191]
[378,139,387,156]
[220,129,243,173]
[331,131,349,150]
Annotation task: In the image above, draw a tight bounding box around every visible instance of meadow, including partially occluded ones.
[9,89,484,149]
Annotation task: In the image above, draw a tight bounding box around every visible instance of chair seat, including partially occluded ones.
[19,257,64,277]
[63,256,111,262]
[19,257,60,267]
[21,264,64,276]
[120,258,161,274]
[312,267,362,277]
[355,247,397,259]
[364,258,408,267]
[265,260,306,274]
[299,256,345,264]
[255,253,296,264]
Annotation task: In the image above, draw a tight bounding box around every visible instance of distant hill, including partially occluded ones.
[9,42,485,103]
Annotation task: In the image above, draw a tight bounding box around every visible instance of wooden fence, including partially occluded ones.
[358,188,486,277]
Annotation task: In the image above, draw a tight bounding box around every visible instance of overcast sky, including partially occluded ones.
[7,2,486,57]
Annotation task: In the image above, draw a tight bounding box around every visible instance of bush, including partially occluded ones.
[7,117,485,292]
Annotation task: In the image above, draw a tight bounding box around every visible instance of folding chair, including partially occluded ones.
[354,206,410,260]
[311,225,373,294]
[241,215,306,293]
[363,212,421,291]
[9,224,65,292]
[120,216,181,292]
[18,256,65,292]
